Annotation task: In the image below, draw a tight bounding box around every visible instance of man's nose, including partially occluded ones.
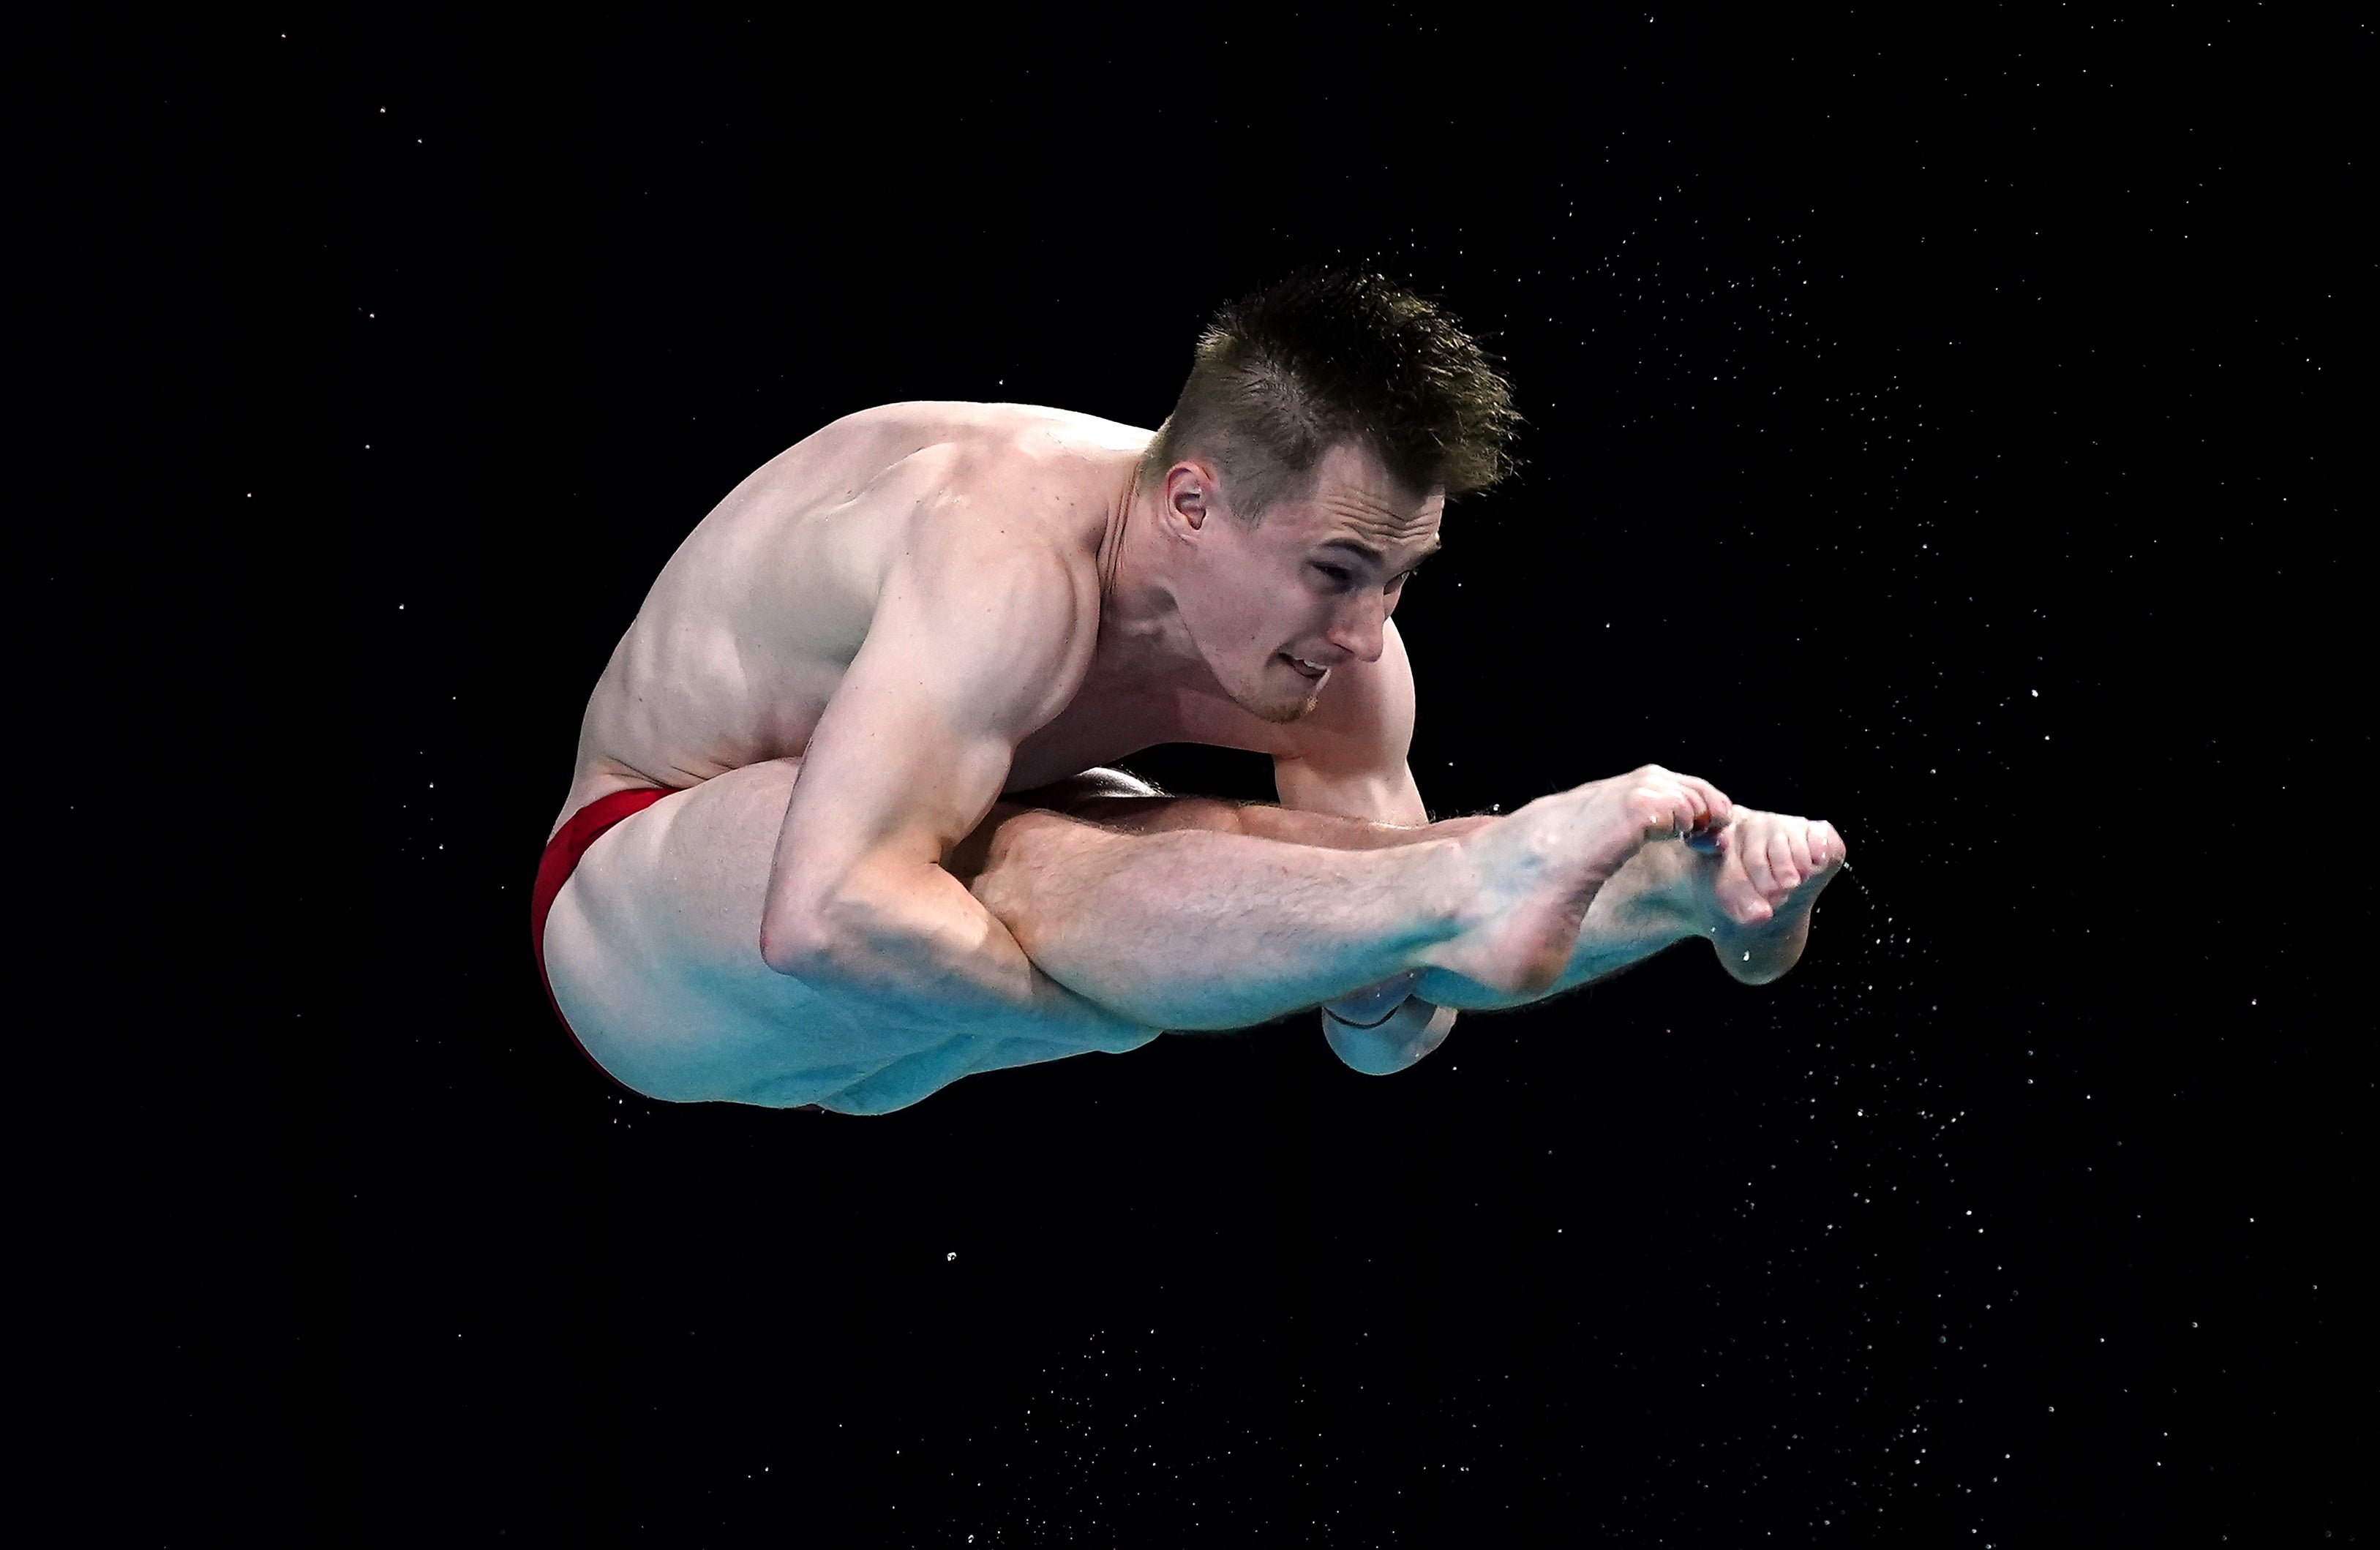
[1326,592,1387,663]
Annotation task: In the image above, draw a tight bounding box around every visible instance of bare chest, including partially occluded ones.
[1007,673,1300,791]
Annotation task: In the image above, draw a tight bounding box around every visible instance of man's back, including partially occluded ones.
[553,400,1163,836]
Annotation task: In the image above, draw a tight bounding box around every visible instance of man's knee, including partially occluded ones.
[1009,766,1165,814]
[1024,770,1251,840]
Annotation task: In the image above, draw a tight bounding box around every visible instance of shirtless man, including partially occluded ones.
[532,270,1846,1115]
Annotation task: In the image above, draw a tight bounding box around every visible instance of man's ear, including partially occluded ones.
[1163,459,1218,535]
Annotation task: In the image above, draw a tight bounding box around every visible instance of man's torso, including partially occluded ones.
[554,400,1326,836]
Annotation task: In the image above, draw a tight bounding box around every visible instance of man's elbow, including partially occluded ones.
[758,911,826,979]
[759,894,866,980]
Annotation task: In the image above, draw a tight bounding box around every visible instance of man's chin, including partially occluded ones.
[1221,659,1322,723]
[1247,689,1320,725]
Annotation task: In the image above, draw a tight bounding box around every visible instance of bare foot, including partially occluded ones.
[1684,809,1849,984]
[1424,764,1733,997]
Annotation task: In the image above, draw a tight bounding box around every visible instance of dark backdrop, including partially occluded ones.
[23,9,2367,1545]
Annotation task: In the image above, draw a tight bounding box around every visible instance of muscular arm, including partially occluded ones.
[757,511,1145,1045]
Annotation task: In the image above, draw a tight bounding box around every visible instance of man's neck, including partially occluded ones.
[1095,449,1143,612]
[1090,448,1208,696]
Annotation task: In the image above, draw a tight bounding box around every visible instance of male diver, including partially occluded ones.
[532,270,1845,1114]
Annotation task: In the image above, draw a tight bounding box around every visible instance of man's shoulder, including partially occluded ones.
[865,410,1121,674]
[882,405,1138,573]
[940,403,1152,503]
[821,399,1137,519]
[833,400,1151,469]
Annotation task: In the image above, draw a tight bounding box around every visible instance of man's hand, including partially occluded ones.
[1676,809,1848,984]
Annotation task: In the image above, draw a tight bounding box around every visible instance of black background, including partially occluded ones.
[23,8,2368,1545]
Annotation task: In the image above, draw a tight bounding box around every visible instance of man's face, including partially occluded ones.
[1178,441,1444,723]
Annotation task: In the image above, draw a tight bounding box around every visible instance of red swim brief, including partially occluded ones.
[530,786,822,1110]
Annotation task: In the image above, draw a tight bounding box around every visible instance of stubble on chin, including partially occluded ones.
[1249,690,1320,725]
[1228,655,1321,723]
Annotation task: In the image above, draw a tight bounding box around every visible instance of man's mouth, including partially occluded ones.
[1282,654,1329,681]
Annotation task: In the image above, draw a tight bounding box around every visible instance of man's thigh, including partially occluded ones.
[542,757,893,1105]
[542,760,1187,1109]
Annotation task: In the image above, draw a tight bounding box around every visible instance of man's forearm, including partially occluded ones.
[783,859,1150,1042]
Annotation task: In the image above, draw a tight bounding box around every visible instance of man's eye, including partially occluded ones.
[1315,564,1353,584]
